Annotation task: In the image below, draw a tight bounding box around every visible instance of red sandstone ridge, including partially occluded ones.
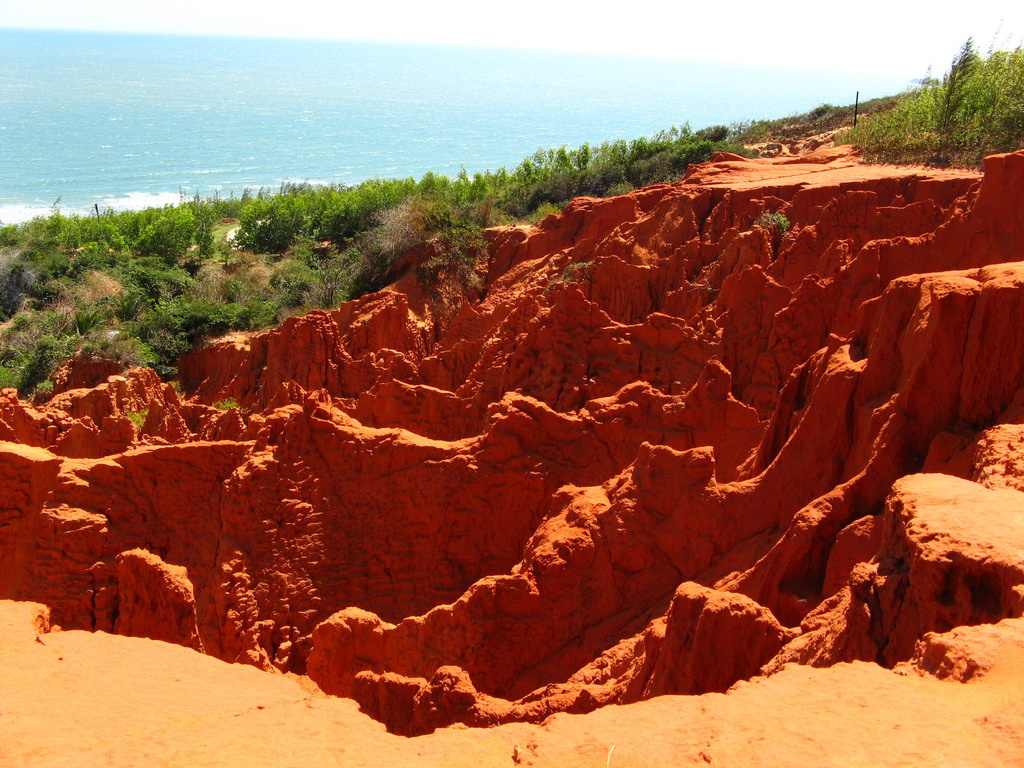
[4,147,1024,761]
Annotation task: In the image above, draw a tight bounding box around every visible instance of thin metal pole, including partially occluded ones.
[854,91,860,127]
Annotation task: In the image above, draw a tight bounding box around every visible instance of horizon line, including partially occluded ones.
[0,25,924,80]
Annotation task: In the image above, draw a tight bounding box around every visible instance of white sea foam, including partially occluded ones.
[282,178,333,187]
[98,191,183,210]
[1,192,188,224]
[0,204,54,225]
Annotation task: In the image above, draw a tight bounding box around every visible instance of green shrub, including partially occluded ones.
[132,206,209,263]
[307,249,359,308]
[212,397,247,412]
[234,300,278,330]
[754,211,791,234]
[494,126,744,217]
[839,40,1024,166]
[419,223,486,293]
[79,331,153,368]
[528,202,563,224]
[2,310,72,355]
[134,297,240,374]
[0,253,37,320]
[18,334,77,395]
[32,380,54,401]
[731,97,900,144]
[126,410,148,429]
[695,124,730,142]
[269,258,318,308]
[114,293,147,322]
[72,308,107,336]
[236,197,305,253]
[561,261,595,283]
[117,257,192,303]
[0,363,21,390]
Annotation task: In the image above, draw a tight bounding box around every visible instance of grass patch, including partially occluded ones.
[212,218,239,244]
[212,397,246,412]
[126,410,148,429]
[731,96,901,144]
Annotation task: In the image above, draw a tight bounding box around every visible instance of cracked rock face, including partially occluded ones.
[3,148,1024,750]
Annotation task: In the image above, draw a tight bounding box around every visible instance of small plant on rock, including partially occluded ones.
[212,397,246,412]
[126,410,148,430]
[754,210,791,235]
[561,261,595,283]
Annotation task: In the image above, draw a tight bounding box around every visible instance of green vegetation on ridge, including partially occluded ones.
[837,39,1024,166]
[0,125,747,394]
[731,96,901,144]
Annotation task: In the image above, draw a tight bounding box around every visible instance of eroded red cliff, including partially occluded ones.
[3,147,1024,750]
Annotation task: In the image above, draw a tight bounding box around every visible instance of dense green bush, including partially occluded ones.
[838,40,1024,166]
[0,252,37,320]
[78,331,153,368]
[133,207,206,264]
[228,126,747,253]
[418,222,486,294]
[17,334,78,394]
[133,298,237,375]
[269,258,318,308]
[117,257,192,303]
[494,128,745,217]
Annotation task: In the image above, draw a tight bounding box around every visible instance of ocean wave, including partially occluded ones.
[0,204,54,225]
[99,191,184,209]
[281,178,334,186]
[0,191,189,224]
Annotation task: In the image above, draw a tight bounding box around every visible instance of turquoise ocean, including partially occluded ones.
[0,29,911,224]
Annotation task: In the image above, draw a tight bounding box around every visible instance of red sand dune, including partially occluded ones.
[3,147,1024,764]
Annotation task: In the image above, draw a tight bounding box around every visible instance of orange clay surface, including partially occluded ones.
[3,601,1024,767]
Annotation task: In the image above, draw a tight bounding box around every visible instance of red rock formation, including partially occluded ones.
[905,616,1024,682]
[3,147,1024,752]
[115,548,204,651]
[51,354,125,395]
[763,473,1024,672]
[347,581,796,735]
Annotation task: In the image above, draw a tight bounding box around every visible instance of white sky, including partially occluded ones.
[5,1,1023,77]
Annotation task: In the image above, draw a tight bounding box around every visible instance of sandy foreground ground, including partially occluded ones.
[3,601,1024,767]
